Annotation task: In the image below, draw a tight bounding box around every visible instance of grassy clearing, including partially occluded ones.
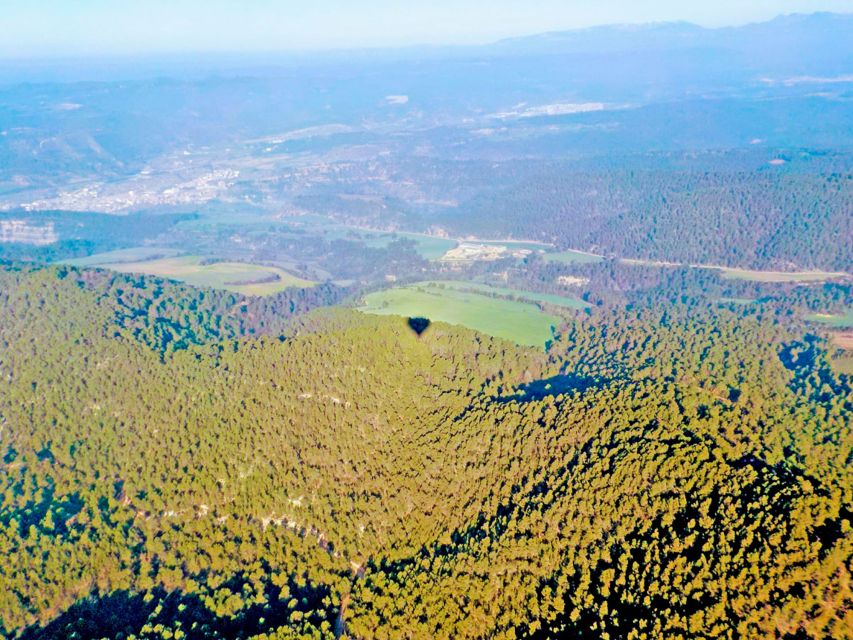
[718,268,846,283]
[359,283,563,347]
[807,310,853,329]
[544,250,605,265]
[427,281,589,310]
[99,256,314,296]
[63,247,184,267]
[718,297,755,305]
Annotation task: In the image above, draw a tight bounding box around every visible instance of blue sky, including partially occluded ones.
[2,0,853,56]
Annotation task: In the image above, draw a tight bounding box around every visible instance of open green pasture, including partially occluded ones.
[807,310,853,329]
[427,280,589,310]
[63,247,184,267]
[96,256,314,296]
[358,281,577,347]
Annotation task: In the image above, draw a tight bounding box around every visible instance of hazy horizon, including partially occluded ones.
[2,1,853,58]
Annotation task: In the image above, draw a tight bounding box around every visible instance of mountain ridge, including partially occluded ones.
[488,12,853,58]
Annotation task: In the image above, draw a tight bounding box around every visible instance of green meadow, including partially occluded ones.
[94,256,314,296]
[807,310,853,328]
[358,281,586,347]
[63,246,184,267]
[427,280,589,310]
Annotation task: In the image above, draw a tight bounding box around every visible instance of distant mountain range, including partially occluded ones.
[493,13,849,51]
[2,12,851,83]
[486,13,853,76]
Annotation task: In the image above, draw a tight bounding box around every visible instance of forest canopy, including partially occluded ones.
[0,263,850,639]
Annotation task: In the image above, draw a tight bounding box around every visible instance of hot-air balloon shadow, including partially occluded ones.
[407,317,431,336]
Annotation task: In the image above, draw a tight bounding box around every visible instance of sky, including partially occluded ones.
[2,0,853,57]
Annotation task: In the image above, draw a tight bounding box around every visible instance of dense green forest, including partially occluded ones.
[437,168,853,272]
[1,263,851,639]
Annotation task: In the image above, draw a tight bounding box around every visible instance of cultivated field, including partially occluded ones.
[807,310,853,329]
[718,268,848,283]
[359,282,564,347]
[63,246,184,267]
[544,249,605,264]
[427,280,589,310]
[97,256,314,296]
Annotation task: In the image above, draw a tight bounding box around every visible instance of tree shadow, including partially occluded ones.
[19,590,161,640]
[18,574,336,640]
[502,373,608,403]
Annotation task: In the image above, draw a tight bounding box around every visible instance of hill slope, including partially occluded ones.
[0,264,850,639]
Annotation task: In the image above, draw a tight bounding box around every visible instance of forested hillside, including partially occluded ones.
[1,264,850,639]
[442,168,853,271]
